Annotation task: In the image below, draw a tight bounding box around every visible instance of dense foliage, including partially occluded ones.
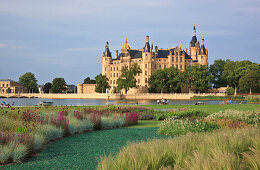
[51,78,67,93]
[95,74,110,93]
[209,59,228,88]
[117,63,142,93]
[83,77,96,84]
[19,72,39,93]
[43,82,52,93]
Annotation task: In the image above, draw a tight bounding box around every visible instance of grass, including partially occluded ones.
[144,104,260,114]
[98,127,260,170]
[126,120,161,128]
[3,127,169,169]
[191,95,245,100]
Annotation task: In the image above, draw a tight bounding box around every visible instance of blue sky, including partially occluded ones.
[0,0,259,85]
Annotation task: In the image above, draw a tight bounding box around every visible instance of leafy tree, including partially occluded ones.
[95,74,110,93]
[43,82,52,93]
[51,78,67,93]
[83,77,96,84]
[117,63,142,94]
[226,87,235,95]
[149,67,184,93]
[19,72,39,93]
[149,69,169,93]
[6,88,11,93]
[209,59,228,88]
[185,65,213,93]
[239,71,260,93]
[222,60,260,89]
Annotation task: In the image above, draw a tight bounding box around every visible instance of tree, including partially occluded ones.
[83,77,96,84]
[167,67,184,93]
[95,74,110,93]
[43,82,52,93]
[209,59,228,88]
[149,69,169,93]
[117,63,142,94]
[6,88,11,93]
[185,65,213,93]
[51,78,67,93]
[222,60,260,89]
[19,72,39,93]
[226,87,235,95]
[239,71,260,93]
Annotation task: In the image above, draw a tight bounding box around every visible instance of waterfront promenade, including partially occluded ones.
[0,93,225,100]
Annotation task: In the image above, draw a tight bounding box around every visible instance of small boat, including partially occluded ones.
[195,101,204,105]
[37,101,54,106]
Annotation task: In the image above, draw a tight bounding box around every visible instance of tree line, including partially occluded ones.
[16,59,259,94]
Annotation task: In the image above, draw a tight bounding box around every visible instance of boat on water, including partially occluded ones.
[37,101,54,106]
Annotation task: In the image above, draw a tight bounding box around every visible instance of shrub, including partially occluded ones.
[36,124,64,141]
[101,114,125,129]
[158,118,219,136]
[205,109,260,126]
[89,112,101,130]
[154,110,209,121]
[226,87,235,95]
[125,112,138,126]
[33,134,45,151]
[12,143,27,163]
[68,116,93,134]
[98,127,260,170]
[0,144,12,164]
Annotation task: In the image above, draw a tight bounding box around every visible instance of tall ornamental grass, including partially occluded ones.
[157,118,218,136]
[205,109,260,126]
[68,116,93,134]
[98,127,260,170]
[101,114,125,129]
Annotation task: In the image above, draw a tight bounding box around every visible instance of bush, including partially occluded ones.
[226,87,235,95]
[125,112,138,126]
[68,116,93,134]
[101,114,125,129]
[154,110,209,121]
[33,134,45,151]
[157,118,219,136]
[98,128,260,170]
[36,124,64,141]
[12,143,27,163]
[0,144,12,164]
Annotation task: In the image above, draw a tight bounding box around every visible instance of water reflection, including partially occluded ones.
[0,98,248,106]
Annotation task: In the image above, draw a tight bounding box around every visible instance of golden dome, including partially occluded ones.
[121,36,131,51]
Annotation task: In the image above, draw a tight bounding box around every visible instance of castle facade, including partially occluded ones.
[102,26,208,93]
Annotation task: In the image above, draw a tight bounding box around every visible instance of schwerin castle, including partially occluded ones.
[100,26,208,93]
[78,26,208,94]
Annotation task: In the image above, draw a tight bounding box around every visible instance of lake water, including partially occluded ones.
[0,98,247,106]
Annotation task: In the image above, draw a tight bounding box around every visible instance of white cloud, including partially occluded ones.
[0,44,7,48]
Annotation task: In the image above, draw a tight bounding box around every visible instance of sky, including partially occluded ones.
[0,0,259,85]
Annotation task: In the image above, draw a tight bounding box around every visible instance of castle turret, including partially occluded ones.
[198,36,208,65]
[102,41,112,76]
[189,25,200,61]
[144,34,150,52]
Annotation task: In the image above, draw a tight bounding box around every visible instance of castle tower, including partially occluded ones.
[198,36,208,65]
[189,25,200,61]
[102,41,112,76]
[142,34,152,86]
[121,36,131,53]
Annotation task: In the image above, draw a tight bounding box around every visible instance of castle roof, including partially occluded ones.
[190,36,197,47]
[199,44,206,55]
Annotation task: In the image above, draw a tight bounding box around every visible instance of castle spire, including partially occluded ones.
[201,35,204,45]
[104,41,111,57]
[144,34,150,52]
[125,36,127,43]
[193,24,196,37]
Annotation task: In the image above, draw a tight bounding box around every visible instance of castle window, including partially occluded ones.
[180,57,182,62]
[110,80,112,84]
[180,65,182,70]
[117,73,118,77]
[164,65,166,68]
[138,79,140,83]
[111,73,112,77]
[113,80,115,84]
[159,65,161,68]
[105,67,107,71]
[145,64,147,68]
[145,78,148,83]
[154,64,157,69]
[145,71,147,75]
[172,57,174,62]
[114,73,115,77]
[176,52,178,55]
[2,84,4,87]
[176,64,178,69]
[114,67,115,71]
[111,67,112,71]
[176,57,178,62]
